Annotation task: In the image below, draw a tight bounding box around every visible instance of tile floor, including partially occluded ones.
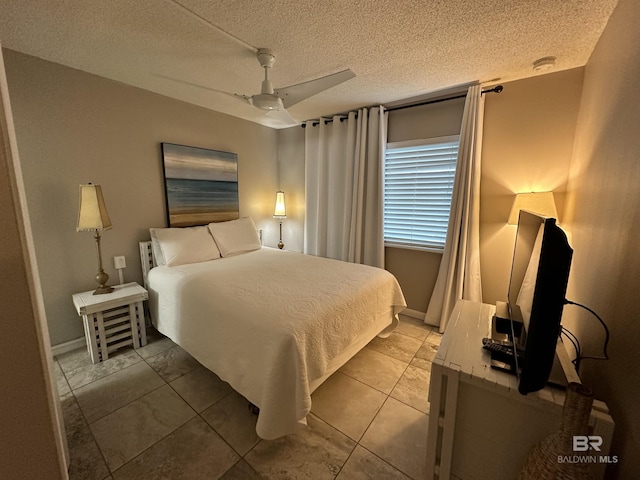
[54,314,442,480]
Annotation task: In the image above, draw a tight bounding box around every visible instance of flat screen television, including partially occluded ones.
[502,210,573,395]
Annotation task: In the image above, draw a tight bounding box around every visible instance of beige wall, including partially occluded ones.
[387,96,466,143]
[561,0,639,476]
[384,246,443,314]
[4,49,280,345]
[0,48,66,478]
[480,68,584,304]
[276,126,305,253]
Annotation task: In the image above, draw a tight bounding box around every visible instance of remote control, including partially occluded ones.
[482,337,512,352]
[482,337,523,361]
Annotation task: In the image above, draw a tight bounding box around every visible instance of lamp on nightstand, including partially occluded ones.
[273,190,286,249]
[76,183,114,294]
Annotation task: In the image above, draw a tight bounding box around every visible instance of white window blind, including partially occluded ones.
[384,135,460,252]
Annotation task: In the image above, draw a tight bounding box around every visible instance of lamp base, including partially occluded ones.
[93,285,114,295]
[93,269,114,295]
[278,220,284,249]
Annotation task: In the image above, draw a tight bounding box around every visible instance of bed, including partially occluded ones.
[139,218,406,439]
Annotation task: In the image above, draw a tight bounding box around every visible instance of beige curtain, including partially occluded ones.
[304,106,387,267]
[425,85,484,332]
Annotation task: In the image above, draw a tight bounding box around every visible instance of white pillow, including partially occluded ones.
[208,217,261,257]
[149,228,167,266]
[152,226,221,267]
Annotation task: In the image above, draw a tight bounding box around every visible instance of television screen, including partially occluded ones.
[507,210,573,394]
[508,213,545,334]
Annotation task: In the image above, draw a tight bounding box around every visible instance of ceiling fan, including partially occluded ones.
[229,48,355,126]
[161,0,355,127]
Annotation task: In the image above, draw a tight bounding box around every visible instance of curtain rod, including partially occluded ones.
[387,84,503,112]
[302,85,503,128]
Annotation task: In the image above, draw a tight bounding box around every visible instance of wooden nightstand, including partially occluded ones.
[72,282,148,364]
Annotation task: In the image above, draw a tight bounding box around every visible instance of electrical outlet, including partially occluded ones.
[114,255,126,269]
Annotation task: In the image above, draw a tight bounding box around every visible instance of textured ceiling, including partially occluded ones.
[0,0,619,129]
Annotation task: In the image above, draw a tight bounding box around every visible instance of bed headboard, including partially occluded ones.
[139,241,155,290]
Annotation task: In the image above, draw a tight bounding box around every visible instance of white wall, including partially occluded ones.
[4,49,280,345]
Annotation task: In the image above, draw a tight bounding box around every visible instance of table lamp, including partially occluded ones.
[273,190,286,249]
[76,183,114,294]
[508,191,558,225]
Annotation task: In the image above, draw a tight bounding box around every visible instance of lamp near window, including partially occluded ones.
[76,183,114,294]
[508,191,558,225]
[273,190,286,249]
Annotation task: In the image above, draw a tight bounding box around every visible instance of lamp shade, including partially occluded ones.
[508,191,558,225]
[273,191,286,218]
[77,184,112,231]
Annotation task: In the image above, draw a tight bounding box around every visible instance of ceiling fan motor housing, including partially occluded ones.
[252,93,283,110]
[256,48,276,68]
[251,48,282,109]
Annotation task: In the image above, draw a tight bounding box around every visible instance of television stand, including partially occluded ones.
[425,300,614,480]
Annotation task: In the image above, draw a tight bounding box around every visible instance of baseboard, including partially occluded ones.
[423,316,440,328]
[401,308,440,328]
[51,337,85,357]
[401,308,425,320]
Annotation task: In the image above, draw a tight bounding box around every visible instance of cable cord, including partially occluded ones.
[561,325,581,355]
[560,327,581,369]
[564,299,610,363]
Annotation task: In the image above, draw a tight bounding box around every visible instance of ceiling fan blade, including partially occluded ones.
[264,108,299,127]
[275,69,356,109]
[154,74,251,105]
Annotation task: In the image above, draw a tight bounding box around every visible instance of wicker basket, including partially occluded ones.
[518,382,594,480]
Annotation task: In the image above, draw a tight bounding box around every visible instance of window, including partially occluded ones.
[383,135,459,252]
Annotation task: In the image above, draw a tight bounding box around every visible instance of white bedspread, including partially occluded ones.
[147,247,406,439]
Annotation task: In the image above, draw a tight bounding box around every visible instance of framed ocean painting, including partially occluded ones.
[161,143,239,227]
